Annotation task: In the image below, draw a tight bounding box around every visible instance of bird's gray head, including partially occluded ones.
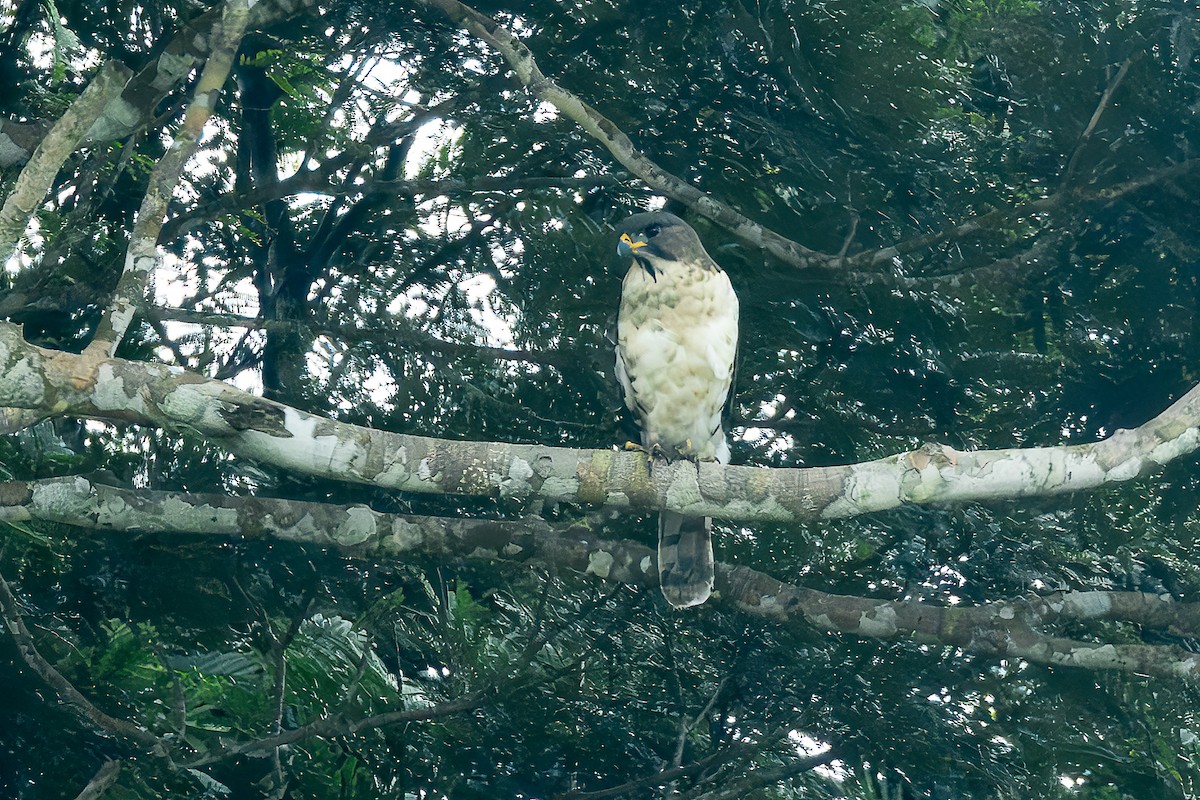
[614,212,714,275]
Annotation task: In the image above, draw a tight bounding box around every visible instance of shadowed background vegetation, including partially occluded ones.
[3,0,1200,796]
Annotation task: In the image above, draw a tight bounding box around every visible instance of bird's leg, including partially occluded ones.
[623,441,667,474]
[645,443,671,477]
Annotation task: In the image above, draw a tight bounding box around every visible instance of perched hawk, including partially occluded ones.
[614,212,740,608]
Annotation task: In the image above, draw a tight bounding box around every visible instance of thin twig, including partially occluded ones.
[557,741,762,800]
[180,692,486,768]
[690,749,841,800]
[1062,55,1138,185]
[416,0,833,270]
[72,759,124,800]
[145,305,574,369]
[0,570,164,749]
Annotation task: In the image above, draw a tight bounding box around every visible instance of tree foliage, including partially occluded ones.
[3,0,1200,797]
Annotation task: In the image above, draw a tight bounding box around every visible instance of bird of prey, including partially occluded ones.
[614,211,740,608]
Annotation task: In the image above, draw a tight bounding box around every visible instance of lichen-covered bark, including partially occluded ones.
[6,475,1199,679]
[87,0,249,357]
[0,60,131,261]
[1,322,1199,524]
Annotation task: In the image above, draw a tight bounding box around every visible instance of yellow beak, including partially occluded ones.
[617,232,647,257]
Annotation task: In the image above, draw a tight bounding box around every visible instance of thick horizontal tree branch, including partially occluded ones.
[4,476,1200,679]
[2,323,1200,525]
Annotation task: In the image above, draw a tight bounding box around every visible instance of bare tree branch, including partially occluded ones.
[72,760,123,800]
[0,60,131,261]
[86,0,251,358]
[0,570,165,749]
[4,322,1200,526]
[5,476,1200,679]
[1062,55,1138,185]
[415,0,835,270]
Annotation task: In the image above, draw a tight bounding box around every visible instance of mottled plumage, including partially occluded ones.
[614,212,739,608]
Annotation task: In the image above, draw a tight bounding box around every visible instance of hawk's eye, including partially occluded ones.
[645,223,662,238]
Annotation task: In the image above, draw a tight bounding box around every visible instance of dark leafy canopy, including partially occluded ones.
[3,0,1200,797]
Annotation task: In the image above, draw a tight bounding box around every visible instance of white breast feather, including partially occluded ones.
[616,259,739,463]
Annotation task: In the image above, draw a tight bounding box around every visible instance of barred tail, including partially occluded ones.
[657,511,714,608]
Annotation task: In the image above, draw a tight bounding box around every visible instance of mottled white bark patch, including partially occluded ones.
[273,511,320,537]
[387,519,425,551]
[824,463,903,517]
[31,476,96,517]
[1150,427,1200,466]
[975,453,1038,493]
[1060,592,1113,618]
[500,457,535,498]
[1059,452,1107,487]
[539,476,580,500]
[161,494,236,529]
[1056,643,1120,669]
[96,489,133,524]
[1173,658,1199,676]
[376,445,411,485]
[605,491,631,508]
[0,352,45,407]
[904,456,950,504]
[279,410,361,473]
[857,605,899,637]
[726,495,792,521]
[663,466,703,512]
[1106,455,1144,482]
[586,550,614,578]
[417,458,434,481]
[333,506,377,545]
[156,382,224,427]
[87,99,144,140]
